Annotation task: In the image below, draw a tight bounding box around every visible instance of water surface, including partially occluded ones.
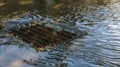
[0,0,120,67]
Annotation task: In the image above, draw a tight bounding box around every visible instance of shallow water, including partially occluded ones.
[0,1,120,67]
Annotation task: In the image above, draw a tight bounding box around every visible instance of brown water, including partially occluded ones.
[0,0,120,67]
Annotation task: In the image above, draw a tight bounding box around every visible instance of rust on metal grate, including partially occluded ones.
[11,24,77,47]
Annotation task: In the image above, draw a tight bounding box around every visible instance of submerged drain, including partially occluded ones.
[3,13,87,47]
[11,24,77,47]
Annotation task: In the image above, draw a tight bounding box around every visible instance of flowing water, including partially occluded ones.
[0,0,120,67]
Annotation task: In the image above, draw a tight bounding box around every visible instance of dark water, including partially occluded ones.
[0,0,120,67]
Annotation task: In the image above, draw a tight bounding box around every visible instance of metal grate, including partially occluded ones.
[11,24,77,47]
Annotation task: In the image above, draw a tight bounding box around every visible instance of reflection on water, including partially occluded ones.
[1,0,120,67]
[0,45,39,67]
[72,2,120,66]
[0,0,113,16]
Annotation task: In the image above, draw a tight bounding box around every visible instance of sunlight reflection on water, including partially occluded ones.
[1,1,120,67]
